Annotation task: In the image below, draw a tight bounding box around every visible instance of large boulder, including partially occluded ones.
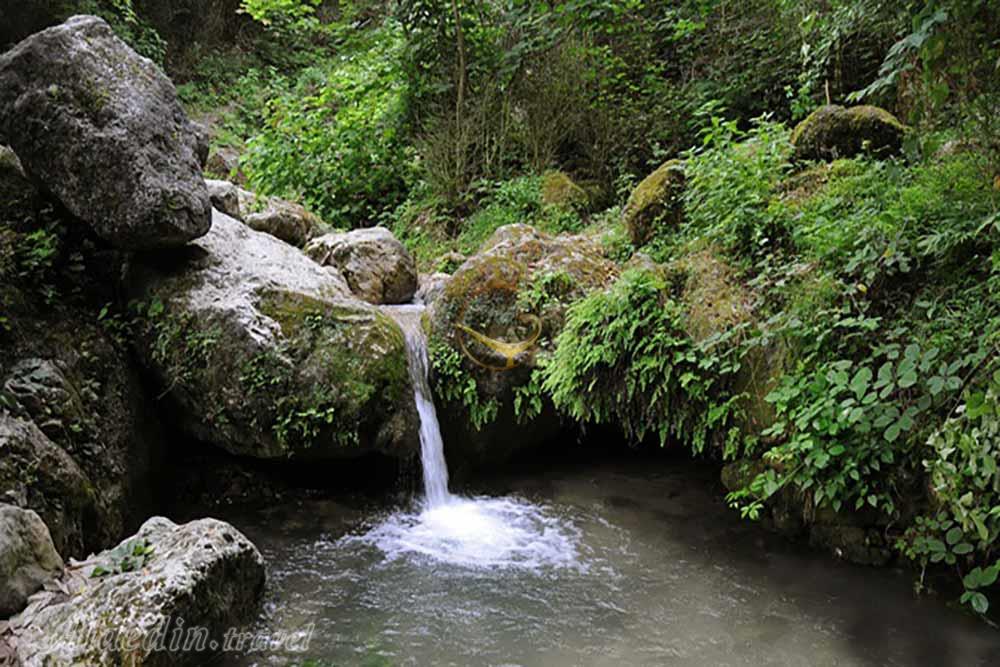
[7,517,265,666]
[127,211,417,460]
[305,227,418,305]
[237,187,325,248]
[0,504,63,618]
[0,15,211,249]
[429,224,617,466]
[791,104,906,162]
[623,159,686,247]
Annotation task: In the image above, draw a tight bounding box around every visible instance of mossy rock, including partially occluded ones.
[622,159,686,247]
[429,224,617,466]
[126,211,418,461]
[791,105,907,162]
[672,247,785,438]
[541,171,589,212]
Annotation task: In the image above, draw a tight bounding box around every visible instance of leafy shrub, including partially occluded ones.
[242,21,414,227]
[542,268,741,452]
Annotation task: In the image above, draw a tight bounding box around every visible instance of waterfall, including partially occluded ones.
[382,305,451,507]
[363,304,579,570]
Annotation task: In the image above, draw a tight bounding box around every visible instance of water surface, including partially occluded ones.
[217,459,1000,666]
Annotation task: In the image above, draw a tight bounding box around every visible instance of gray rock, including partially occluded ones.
[0,145,39,229]
[305,227,418,305]
[0,16,211,249]
[8,516,265,666]
[0,504,63,618]
[236,187,325,248]
[205,179,241,219]
[0,414,98,558]
[127,211,418,460]
[416,272,451,307]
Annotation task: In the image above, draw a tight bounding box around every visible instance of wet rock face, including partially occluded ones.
[791,104,907,162]
[8,517,265,666]
[0,15,211,249]
[0,504,63,618]
[127,211,418,461]
[305,227,418,305]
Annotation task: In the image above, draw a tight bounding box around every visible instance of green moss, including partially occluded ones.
[622,159,686,247]
[791,104,907,161]
[540,171,589,211]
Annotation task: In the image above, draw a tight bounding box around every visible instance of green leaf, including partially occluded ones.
[946,527,963,545]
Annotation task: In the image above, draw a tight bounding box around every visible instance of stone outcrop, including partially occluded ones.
[305,227,418,305]
[0,16,211,249]
[7,517,265,666]
[127,211,417,460]
[0,504,62,618]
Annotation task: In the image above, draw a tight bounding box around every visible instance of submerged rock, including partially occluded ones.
[127,211,417,460]
[791,104,906,162]
[623,159,686,247]
[430,224,616,465]
[8,517,265,666]
[0,16,211,249]
[305,227,418,305]
[0,504,63,618]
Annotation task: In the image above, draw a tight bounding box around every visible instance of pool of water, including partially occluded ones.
[213,459,1000,666]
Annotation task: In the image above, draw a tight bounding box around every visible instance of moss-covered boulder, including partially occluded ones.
[791,105,906,162]
[127,211,418,461]
[541,171,589,211]
[623,159,686,247]
[671,247,786,439]
[429,224,617,466]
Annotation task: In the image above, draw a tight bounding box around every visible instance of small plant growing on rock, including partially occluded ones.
[90,538,154,578]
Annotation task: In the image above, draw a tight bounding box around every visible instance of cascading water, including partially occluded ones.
[387,304,451,508]
[359,305,581,570]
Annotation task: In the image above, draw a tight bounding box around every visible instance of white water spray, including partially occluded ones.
[365,305,580,570]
